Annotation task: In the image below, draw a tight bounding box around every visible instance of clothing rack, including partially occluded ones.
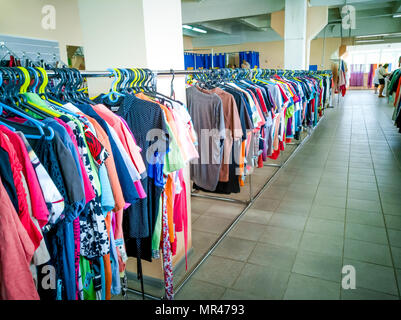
[2,66,326,300]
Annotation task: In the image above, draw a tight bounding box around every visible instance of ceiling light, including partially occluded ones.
[356,34,389,38]
[192,27,207,34]
[393,13,401,18]
[355,39,385,43]
[182,25,193,30]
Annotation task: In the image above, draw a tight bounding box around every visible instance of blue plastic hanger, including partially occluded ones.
[0,101,54,140]
[103,68,125,103]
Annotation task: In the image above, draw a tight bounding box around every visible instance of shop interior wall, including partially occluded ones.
[0,0,83,63]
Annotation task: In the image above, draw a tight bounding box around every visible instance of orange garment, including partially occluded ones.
[83,114,125,214]
[164,174,175,243]
[103,212,112,300]
[92,104,146,175]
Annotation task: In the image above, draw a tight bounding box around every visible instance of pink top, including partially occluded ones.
[54,117,96,204]
[0,126,49,229]
[0,177,39,300]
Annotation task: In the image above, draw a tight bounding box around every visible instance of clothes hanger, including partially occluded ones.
[15,67,61,118]
[0,71,54,141]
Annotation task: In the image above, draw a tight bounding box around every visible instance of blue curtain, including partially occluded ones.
[184,53,195,70]
[195,54,205,69]
[239,51,259,68]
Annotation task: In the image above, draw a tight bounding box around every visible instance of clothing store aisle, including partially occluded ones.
[175,90,401,300]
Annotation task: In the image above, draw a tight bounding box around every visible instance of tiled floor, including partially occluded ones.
[175,90,401,300]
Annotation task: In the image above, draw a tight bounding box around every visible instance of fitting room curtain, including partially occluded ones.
[349,64,364,87]
[239,51,260,68]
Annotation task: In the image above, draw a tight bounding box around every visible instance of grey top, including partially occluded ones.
[186,86,225,191]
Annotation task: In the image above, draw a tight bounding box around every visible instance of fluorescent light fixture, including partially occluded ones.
[356,34,389,38]
[192,27,207,34]
[355,39,385,43]
[393,13,401,18]
[182,25,207,33]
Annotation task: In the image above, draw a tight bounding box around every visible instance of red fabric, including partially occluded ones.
[0,128,43,250]
[0,126,49,228]
[173,169,188,270]
[258,154,263,168]
[0,177,39,300]
[255,88,268,113]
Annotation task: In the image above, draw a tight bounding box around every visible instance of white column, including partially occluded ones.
[284,0,307,70]
[77,0,185,98]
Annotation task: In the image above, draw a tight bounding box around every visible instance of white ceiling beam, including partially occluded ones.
[309,0,393,6]
[182,0,284,24]
[199,22,232,34]
[237,16,270,31]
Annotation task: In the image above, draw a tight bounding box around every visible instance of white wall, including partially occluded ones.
[0,0,83,63]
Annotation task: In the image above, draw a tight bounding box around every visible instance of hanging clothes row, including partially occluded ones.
[0,67,196,300]
[387,68,401,132]
[186,68,332,194]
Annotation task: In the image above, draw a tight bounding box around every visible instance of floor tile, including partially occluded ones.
[342,259,398,296]
[248,243,297,271]
[347,188,380,202]
[292,250,343,282]
[347,198,382,213]
[232,263,290,299]
[204,203,245,220]
[259,225,303,249]
[275,199,312,216]
[175,279,226,300]
[391,246,401,269]
[220,288,266,300]
[268,213,308,231]
[299,232,344,257]
[310,205,346,221]
[212,236,257,262]
[284,273,340,300]
[240,208,273,225]
[314,194,347,209]
[346,209,385,227]
[305,218,345,237]
[345,223,388,245]
[252,198,281,211]
[341,287,399,300]
[193,216,233,235]
[344,238,392,266]
[193,256,244,287]
[385,214,401,230]
[229,221,266,241]
[382,202,401,216]
[388,229,401,248]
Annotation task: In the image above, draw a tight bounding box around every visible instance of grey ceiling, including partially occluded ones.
[182,0,401,47]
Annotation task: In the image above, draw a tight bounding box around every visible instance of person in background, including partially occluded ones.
[373,64,382,94]
[378,63,389,98]
[241,60,250,69]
